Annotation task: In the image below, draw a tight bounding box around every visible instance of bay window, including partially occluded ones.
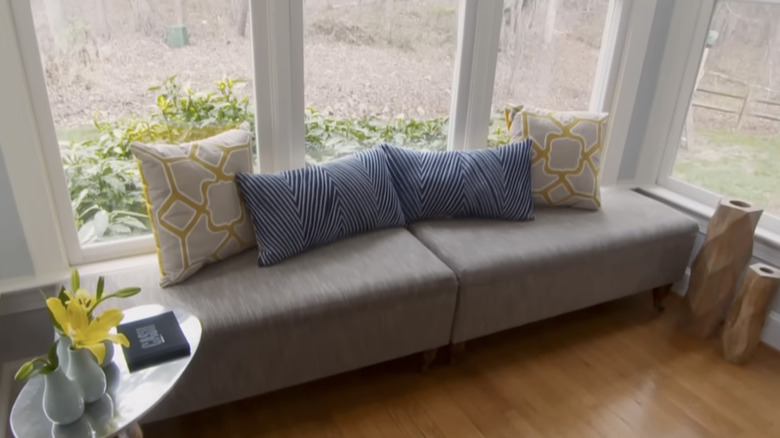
[489,0,612,145]
[656,0,780,235]
[6,0,625,270]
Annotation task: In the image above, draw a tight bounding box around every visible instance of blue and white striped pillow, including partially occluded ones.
[235,148,405,265]
[380,141,534,223]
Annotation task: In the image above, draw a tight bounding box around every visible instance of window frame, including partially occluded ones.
[653,0,780,236]
[6,0,629,271]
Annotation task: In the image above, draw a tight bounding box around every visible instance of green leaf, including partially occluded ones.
[48,340,59,369]
[70,269,80,293]
[58,286,68,304]
[108,287,142,299]
[14,361,35,381]
[96,276,105,301]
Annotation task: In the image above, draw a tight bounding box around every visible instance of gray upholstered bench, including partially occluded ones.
[409,188,699,344]
[87,188,697,421]
[92,228,458,421]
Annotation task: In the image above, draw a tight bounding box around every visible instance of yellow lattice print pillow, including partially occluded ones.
[131,127,256,287]
[506,105,608,210]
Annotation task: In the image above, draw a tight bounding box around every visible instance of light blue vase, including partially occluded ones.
[43,366,84,425]
[56,335,72,374]
[67,348,107,403]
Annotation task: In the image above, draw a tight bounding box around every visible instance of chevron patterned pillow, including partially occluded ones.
[380,141,534,223]
[235,148,406,266]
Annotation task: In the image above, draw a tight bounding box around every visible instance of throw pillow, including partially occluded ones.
[235,148,405,266]
[506,105,608,210]
[131,128,256,287]
[379,141,534,223]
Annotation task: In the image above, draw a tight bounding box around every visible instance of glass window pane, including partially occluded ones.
[303,0,459,165]
[489,0,611,146]
[30,0,254,245]
[671,1,780,217]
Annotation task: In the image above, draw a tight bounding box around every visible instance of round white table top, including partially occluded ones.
[10,305,201,438]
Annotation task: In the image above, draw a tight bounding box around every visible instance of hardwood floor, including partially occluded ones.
[144,294,780,437]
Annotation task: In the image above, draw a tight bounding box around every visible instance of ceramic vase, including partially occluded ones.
[56,335,71,374]
[100,340,114,368]
[67,348,107,403]
[43,366,84,425]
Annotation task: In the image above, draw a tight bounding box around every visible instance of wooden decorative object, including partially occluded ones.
[722,263,780,363]
[685,199,762,338]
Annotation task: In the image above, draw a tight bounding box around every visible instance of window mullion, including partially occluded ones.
[6,0,79,267]
[448,0,503,151]
[599,0,658,186]
[636,0,715,186]
[250,0,305,173]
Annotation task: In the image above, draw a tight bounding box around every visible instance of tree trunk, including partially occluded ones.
[43,0,68,52]
[175,0,187,26]
[235,0,249,37]
[130,0,154,35]
[94,0,111,39]
[543,0,558,46]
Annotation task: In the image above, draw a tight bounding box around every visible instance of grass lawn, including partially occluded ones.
[673,129,780,215]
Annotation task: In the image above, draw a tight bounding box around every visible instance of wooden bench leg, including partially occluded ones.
[421,348,438,373]
[449,342,466,365]
[652,283,673,312]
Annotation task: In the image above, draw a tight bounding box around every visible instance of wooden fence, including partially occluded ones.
[692,86,780,129]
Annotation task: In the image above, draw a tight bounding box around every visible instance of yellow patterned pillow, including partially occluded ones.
[506,105,608,210]
[132,128,256,287]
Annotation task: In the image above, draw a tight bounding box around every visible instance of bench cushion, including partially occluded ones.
[90,228,458,420]
[409,189,698,343]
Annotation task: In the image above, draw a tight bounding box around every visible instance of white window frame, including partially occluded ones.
[653,0,780,237]
[5,0,631,273]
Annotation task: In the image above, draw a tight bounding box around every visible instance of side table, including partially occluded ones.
[10,305,201,438]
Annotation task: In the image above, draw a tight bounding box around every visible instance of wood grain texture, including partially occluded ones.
[685,198,762,338]
[722,263,780,363]
[144,294,780,438]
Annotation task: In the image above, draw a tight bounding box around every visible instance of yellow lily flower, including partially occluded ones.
[46,298,130,364]
[63,288,97,313]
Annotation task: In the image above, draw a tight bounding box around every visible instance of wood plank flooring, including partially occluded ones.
[144,294,780,437]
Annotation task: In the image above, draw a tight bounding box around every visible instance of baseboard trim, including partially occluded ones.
[672,268,780,352]
[761,312,780,353]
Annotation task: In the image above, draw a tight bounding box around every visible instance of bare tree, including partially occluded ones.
[175,0,188,26]
[539,0,559,98]
[43,0,68,52]
[93,0,111,39]
[130,0,154,35]
[233,0,249,37]
[543,0,557,45]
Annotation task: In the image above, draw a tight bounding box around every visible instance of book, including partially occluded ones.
[117,311,191,372]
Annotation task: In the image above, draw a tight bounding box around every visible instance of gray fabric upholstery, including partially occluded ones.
[409,189,699,343]
[89,228,458,421]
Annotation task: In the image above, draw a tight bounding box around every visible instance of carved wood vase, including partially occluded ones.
[685,198,762,338]
[722,263,780,363]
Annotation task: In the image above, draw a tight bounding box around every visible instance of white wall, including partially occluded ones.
[0,148,34,281]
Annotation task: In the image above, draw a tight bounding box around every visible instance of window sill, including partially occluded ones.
[0,253,157,315]
[638,185,780,263]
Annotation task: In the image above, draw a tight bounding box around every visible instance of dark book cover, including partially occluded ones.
[117,311,191,372]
